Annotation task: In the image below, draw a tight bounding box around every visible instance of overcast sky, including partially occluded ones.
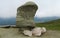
[0,0,60,18]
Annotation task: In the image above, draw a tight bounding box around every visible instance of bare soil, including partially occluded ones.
[0,28,60,38]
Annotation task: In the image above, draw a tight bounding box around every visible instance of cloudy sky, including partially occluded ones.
[0,0,60,18]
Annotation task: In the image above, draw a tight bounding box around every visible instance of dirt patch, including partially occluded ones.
[0,28,60,38]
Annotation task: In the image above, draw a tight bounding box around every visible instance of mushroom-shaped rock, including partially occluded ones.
[16,1,38,28]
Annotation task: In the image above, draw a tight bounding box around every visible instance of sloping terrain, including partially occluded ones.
[0,28,60,38]
[36,19,60,30]
[0,19,60,38]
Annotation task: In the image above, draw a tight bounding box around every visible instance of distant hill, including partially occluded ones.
[43,19,60,24]
[36,19,60,30]
[34,16,60,23]
[0,17,16,25]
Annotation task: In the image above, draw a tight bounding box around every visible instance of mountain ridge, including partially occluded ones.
[0,17,16,25]
[34,16,60,23]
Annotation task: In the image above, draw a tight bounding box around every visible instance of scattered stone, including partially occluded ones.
[23,30,32,36]
[32,27,42,36]
[23,27,46,37]
[32,27,46,36]
[41,27,46,33]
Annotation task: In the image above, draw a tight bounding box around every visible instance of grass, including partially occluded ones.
[0,35,1,38]
[36,23,60,30]
[36,19,60,30]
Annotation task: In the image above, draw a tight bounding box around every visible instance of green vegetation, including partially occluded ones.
[0,35,1,38]
[36,19,60,30]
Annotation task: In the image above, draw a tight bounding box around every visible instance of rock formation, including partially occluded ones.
[16,1,38,30]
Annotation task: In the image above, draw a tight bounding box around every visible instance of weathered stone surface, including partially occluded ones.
[16,2,38,28]
[32,27,46,36]
[23,30,32,36]
[41,27,46,33]
[32,27,42,36]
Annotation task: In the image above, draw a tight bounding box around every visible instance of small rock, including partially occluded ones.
[41,27,46,33]
[23,30,32,36]
[32,27,42,36]
[23,27,46,37]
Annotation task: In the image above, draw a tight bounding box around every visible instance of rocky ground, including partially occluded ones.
[0,28,60,38]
